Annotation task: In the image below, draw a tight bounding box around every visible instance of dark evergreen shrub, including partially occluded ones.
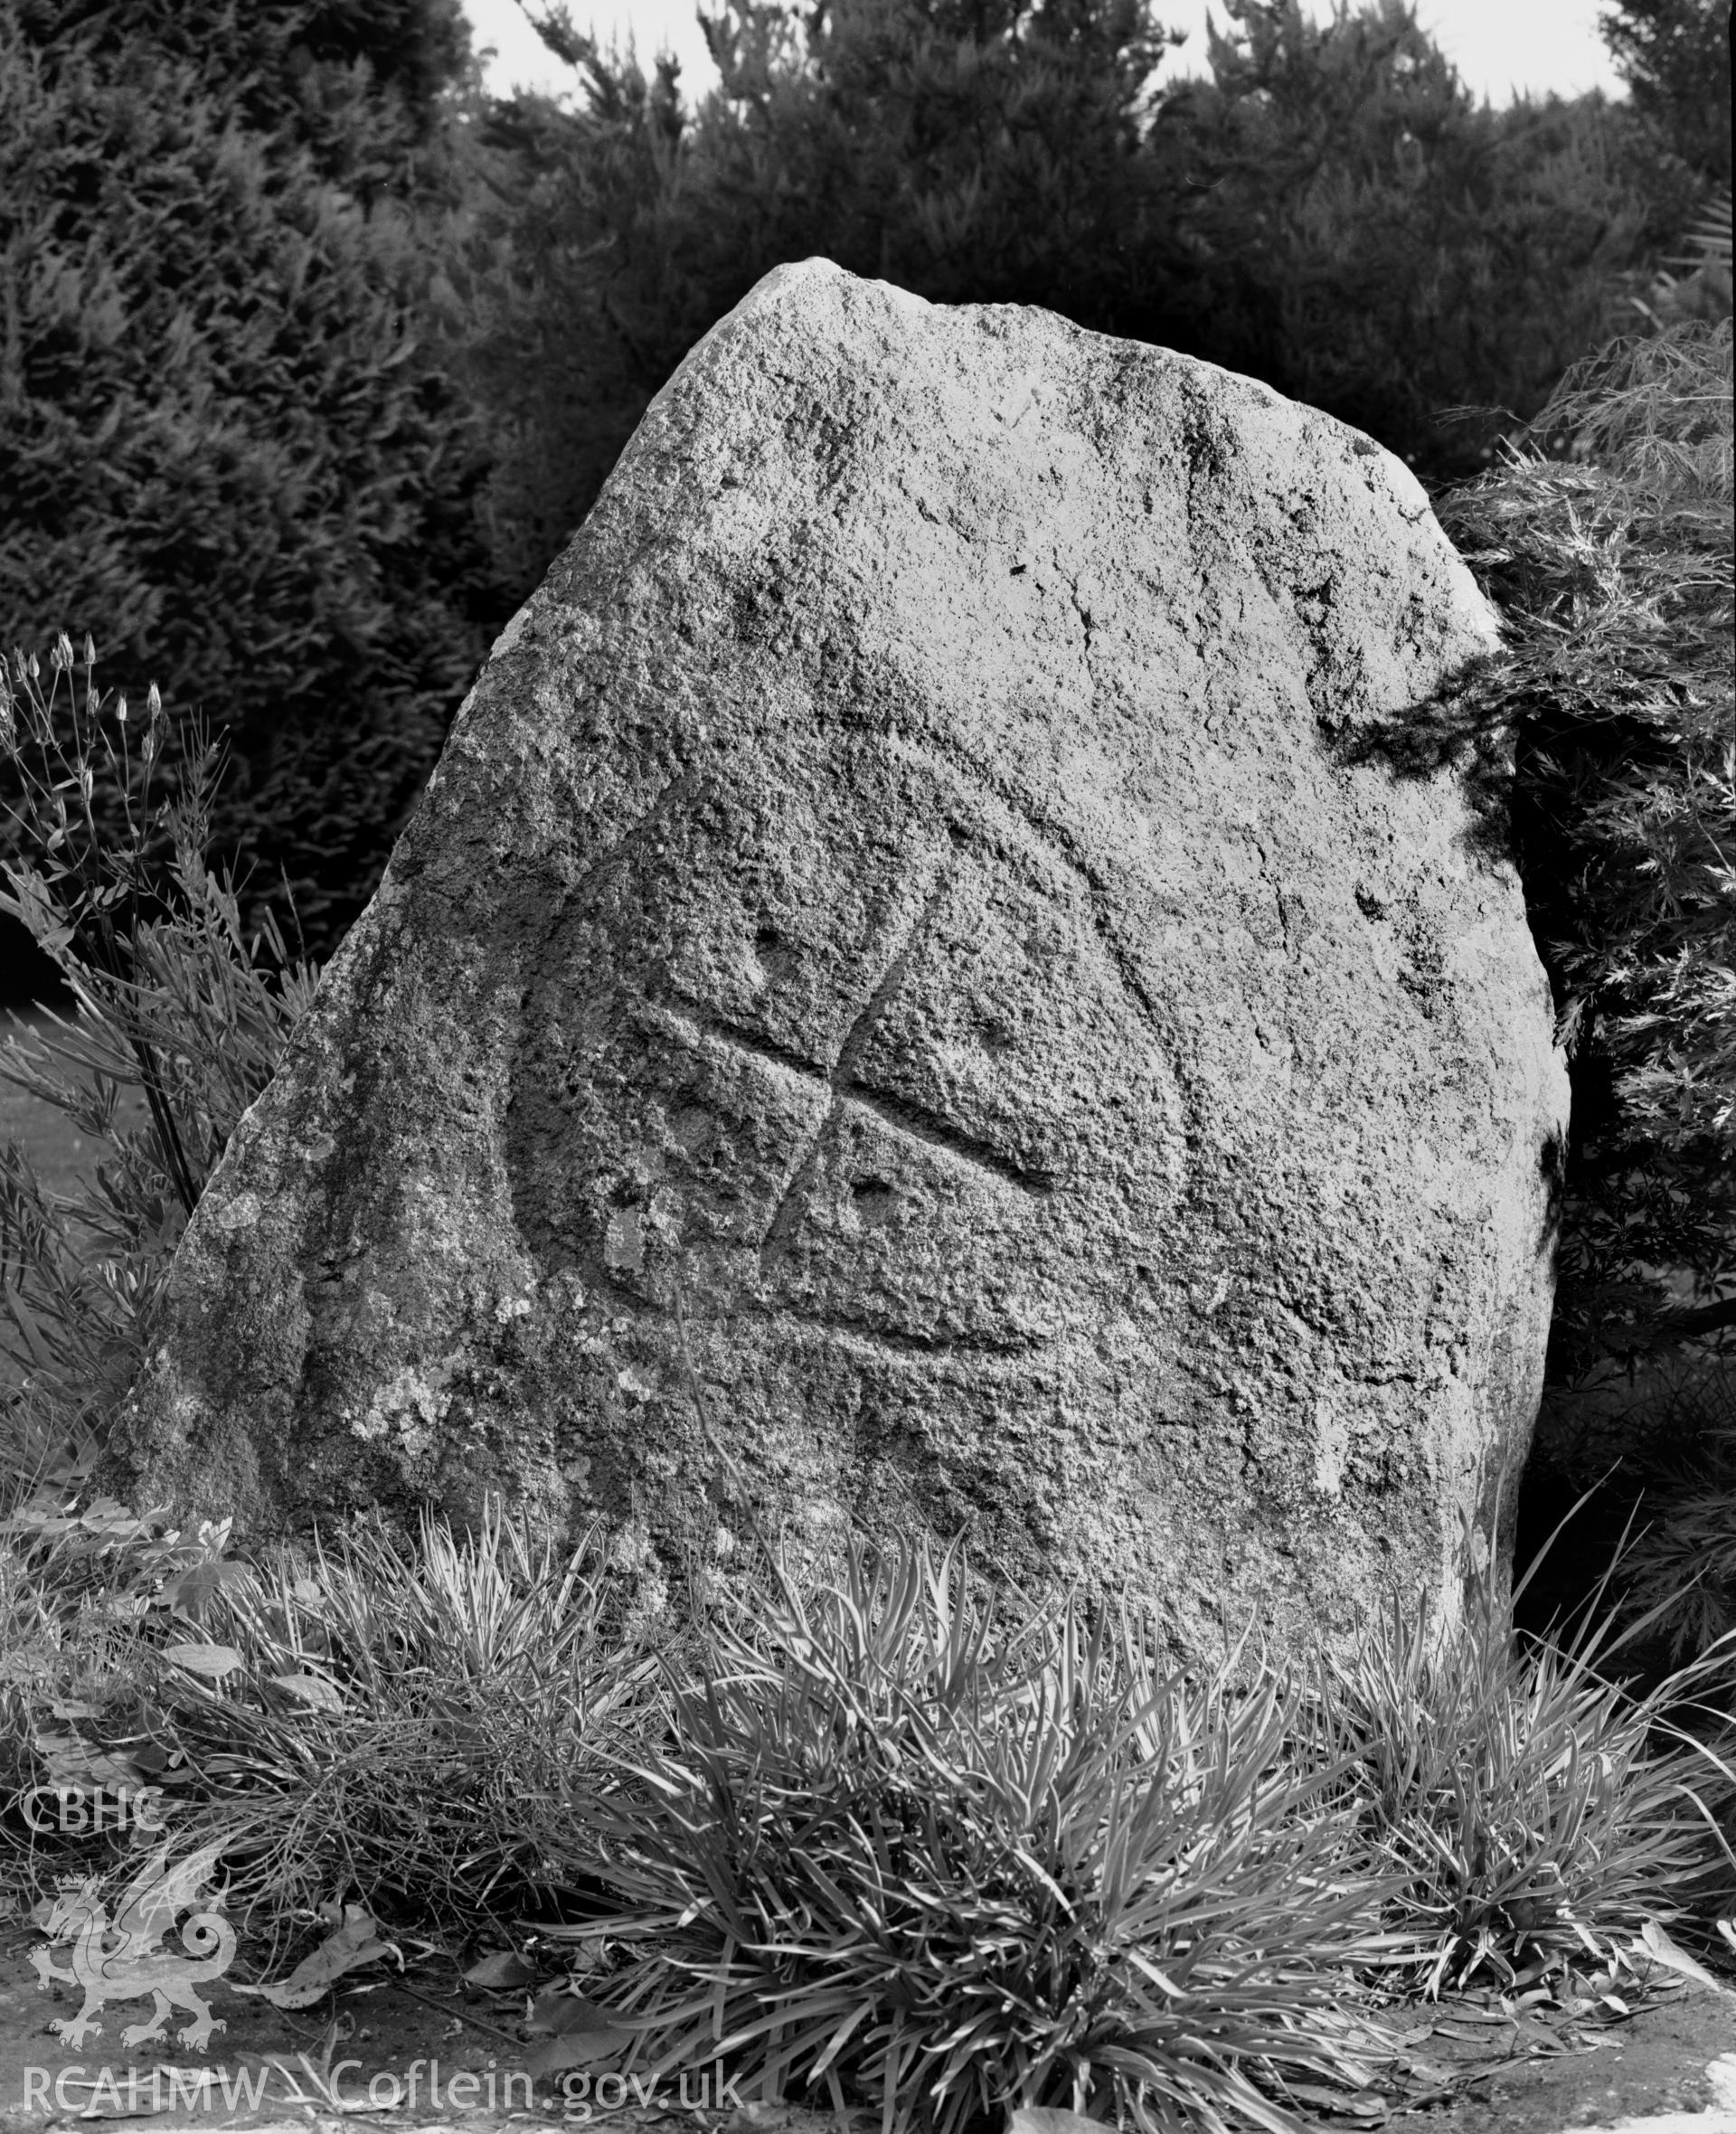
[1597,0,1731,193]
[1132,1,1702,483]
[0,0,517,971]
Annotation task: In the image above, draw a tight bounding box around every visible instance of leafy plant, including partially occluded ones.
[1625,183,1734,332]
[1613,1366,1736,1660]
[1420,315,1734,1382]
[0,1491,244,1854]
[530,1531,1406,2134]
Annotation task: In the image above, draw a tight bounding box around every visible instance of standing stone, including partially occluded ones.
[106,258,1569,1666]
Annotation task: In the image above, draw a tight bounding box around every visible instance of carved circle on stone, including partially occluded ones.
[505,758,1187,1367]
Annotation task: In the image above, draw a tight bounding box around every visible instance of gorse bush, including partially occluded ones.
[427,0,1697,593]
[1138,0,1686,474]
[1598,0,1731,194]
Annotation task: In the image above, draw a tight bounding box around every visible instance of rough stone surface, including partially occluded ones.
[107,258,1570,1664]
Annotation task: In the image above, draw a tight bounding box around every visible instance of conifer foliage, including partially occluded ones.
[1141,0,1684,478]
[436,0,1698,602]
[423,0,1204,602]
[1598,0,1732,190]
[0,0,514,968]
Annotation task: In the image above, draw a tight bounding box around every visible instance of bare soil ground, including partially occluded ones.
[1374,1980,1735,2130]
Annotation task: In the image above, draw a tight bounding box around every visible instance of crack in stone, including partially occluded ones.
[1065,570,1097,656]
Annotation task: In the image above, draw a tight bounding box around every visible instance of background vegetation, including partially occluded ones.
[0,0,513,967]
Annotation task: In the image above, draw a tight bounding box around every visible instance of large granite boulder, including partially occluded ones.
[107,259,1570,1664]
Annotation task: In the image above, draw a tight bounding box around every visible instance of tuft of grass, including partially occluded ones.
[1298,1497,1733,1997]
[0,1489,674,1959]
[138,1501,675,1953]
[524,1528,1409,2134]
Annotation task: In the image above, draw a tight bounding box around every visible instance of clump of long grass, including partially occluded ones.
[523,1528,1410,2134]
[117,1502,672,1952]
[1298,1498,1734,1997]
[0,1488,677,1961]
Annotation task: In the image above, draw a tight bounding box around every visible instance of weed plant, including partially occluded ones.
[0,631,317,1502]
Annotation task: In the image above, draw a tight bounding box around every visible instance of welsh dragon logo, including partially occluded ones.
[29,1837,234,2051]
